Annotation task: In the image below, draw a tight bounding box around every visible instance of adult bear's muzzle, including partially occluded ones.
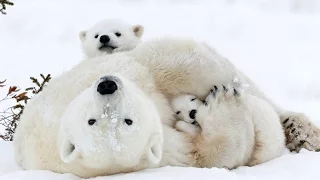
[97,77,118,95]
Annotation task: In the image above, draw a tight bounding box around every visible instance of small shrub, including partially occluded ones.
[0,74,51,141]
[0,0,14,15]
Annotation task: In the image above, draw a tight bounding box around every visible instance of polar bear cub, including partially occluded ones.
[172,84,286,168]
[79,19,144,58]
[172,94,202,137]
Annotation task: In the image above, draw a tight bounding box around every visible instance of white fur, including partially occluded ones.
[175,121,201,137]
[14,37,305,178]
[171,94,202,137]
[80,19,144,58]
[13,55,191,178]
[172,94,202,124]
[172,85,285,168]
[58,74,163,170]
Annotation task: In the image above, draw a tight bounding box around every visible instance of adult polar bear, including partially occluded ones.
[13,38,318,177]
[77,18,319,153]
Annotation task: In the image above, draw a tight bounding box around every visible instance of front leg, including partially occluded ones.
[194,85,253,169]
[281,113,320,152]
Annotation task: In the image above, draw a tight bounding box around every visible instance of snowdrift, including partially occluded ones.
[1,141,320,180]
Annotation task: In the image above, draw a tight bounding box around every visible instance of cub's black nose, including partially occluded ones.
[189,109,197,119]
[97,80,117,95]
[100,35,110,44]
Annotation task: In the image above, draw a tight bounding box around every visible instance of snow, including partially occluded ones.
[1,141,320,180]
[102,104,122,152]
[0,0,320,179]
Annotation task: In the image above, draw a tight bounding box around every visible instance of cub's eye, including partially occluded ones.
[94,34,99,39]
[88,119,96,126]
[115,32,121,37]
[176,111,181,115]
[124,119,133,125]
[191,98,196,101]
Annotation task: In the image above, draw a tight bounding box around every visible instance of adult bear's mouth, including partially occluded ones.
[99,44,117,51]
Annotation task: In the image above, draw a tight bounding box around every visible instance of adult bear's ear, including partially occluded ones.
[132,25,144,38]
[60,137,81,163]
[147,132,163,165]
[79,30,87,42]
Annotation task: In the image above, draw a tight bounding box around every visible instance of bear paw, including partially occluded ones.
[175,120,201,137]
[281,113,320,153]
[204,84,242,106]
[197,84,244,129]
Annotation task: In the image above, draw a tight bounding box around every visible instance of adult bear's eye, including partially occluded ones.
[94,34,99,39]
[191,98,196,101]
[115,32,121,37]
[176,111,181,115]
[88,119,96,126]
[124,119,133,125]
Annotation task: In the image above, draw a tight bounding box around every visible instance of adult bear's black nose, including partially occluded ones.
[97,79,117,95]
[189,109,197,119]
[100,35,110,44]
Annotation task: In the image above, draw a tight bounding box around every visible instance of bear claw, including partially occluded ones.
[222,85,228,92]
[282,115,320,153]
[209,84,242,101]
[233,88,239,96]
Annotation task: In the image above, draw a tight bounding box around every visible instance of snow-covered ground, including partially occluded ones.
[0,0,320,179]
[0,140,320,180]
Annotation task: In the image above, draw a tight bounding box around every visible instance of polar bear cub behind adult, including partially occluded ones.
[172,85,286,168]
[79,19,144,58]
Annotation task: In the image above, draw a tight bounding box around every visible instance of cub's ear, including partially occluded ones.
[79,30,87,42]
[60,137,81,163]
[132,25,144,38]
[147,132,163,165]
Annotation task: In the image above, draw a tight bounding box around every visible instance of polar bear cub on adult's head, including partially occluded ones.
[79,18,144,58]
[58,73,163,172]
